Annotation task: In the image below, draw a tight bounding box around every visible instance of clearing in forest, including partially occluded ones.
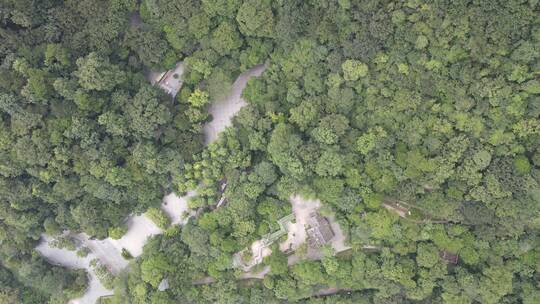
[234,195,350,272]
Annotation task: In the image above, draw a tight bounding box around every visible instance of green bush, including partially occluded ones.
[92,263,115,290]
[76,247,90,258]
[121,248,133,260]
[145,208,171,230]
[514,155,531,174]
[108,225,128,240]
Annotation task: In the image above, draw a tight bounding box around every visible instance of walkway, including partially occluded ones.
[204,64,266,144]
[233,213,294,271]
[146,62,185,97]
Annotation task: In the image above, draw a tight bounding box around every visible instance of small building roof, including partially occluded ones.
[158,278,169,291]
[315,215,334,243]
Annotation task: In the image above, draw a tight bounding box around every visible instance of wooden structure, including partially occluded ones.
[233,214,294,271]
[306,212,335,248]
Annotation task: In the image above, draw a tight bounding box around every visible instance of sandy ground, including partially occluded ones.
[36,208,171,302]
[37,217,160,303]
[75,234,128,274]
[284,195,350,265]
[35,235,113,304]
[108,215,163,258]
[279,220,305,252]
[204,64,266,144]
[162,191,196,225]
[38,190,195,276]
[70,272,113,304]
[326,213,351,253]
[242,240,272,270]
[88,190,196,261]
[285,196,350,253]
[287,253,301,265]
[279,196,320,251]
[36,235,88,269]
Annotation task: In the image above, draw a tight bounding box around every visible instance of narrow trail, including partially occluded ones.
[313,287,352,297]
[383,198,453,224]
[193,266,271,286]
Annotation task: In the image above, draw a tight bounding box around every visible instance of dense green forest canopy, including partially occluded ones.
[0,0,539,303]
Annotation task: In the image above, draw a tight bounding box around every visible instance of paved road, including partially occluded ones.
[204,64,266,144]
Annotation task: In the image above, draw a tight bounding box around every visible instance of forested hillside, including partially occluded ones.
[0,0,539,303]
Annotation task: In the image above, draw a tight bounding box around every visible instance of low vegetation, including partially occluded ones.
[145,208,171,230]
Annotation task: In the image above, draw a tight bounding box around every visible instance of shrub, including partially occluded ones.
[145,208,170,229]
[121,248,133,260]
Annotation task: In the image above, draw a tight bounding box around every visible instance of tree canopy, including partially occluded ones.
[0,0,539,303]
